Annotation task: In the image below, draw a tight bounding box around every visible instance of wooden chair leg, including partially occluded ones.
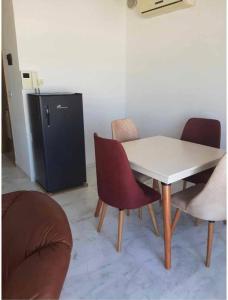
[126,209,130,216]
[153,179,162,206]
[94,198,103,217]
[97,203,107,232]
[153,179,160,192]
[195,218,203,226]
[205,221,215,267]
[171,208,181,235]
[147,204,159,236]
[116,210,125,252]
[138,207,142,219]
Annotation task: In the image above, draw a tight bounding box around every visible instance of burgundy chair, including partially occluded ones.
[181,118,221,186]
[111,118,161,218]
[94,133,160,252]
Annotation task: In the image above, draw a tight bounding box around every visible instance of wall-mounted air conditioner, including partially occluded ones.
[138,0,196,17]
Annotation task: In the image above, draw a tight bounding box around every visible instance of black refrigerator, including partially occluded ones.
[28,93,87,192]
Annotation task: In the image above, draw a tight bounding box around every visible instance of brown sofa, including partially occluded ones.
[2,191,73,299]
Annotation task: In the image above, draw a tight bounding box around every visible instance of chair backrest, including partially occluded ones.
[187,155,226,221]
[94,133,145,209]
[111,118,139,142]
[181,118,221,148]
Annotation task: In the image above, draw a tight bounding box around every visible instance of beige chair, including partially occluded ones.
[171,155,226,267]
[111,118,151,184]
[112,118,139,142]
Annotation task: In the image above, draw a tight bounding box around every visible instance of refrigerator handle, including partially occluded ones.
[46,105,50,127]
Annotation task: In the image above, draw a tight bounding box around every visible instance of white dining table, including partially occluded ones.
[122,135,225,270]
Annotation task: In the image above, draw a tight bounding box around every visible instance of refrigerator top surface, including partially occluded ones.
[28,93,82,96]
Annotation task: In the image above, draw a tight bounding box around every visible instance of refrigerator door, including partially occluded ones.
[40,93,86,192]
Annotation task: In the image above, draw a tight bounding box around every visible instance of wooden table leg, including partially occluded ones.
[162,183,171,270]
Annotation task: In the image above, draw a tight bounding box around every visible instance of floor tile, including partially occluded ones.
[2,155,226,300]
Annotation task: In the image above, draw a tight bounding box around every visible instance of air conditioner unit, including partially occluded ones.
[138,0,196,17]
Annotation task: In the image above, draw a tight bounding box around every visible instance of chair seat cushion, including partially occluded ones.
[171,184,205,212]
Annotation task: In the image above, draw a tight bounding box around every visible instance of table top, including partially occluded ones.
[122,136,225,184]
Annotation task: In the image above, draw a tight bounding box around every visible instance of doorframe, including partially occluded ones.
[2,57,15,163]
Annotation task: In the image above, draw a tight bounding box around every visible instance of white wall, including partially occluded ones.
[3,0,226,181]
[126,0,226,149]
[2,0,31,176]
[12,0,126,167]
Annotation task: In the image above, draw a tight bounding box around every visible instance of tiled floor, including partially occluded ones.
[2,155,226,300]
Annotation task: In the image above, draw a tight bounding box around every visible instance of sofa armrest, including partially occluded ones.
[4,242,71,300]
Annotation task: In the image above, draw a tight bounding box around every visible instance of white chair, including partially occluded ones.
[171,155,226,267]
